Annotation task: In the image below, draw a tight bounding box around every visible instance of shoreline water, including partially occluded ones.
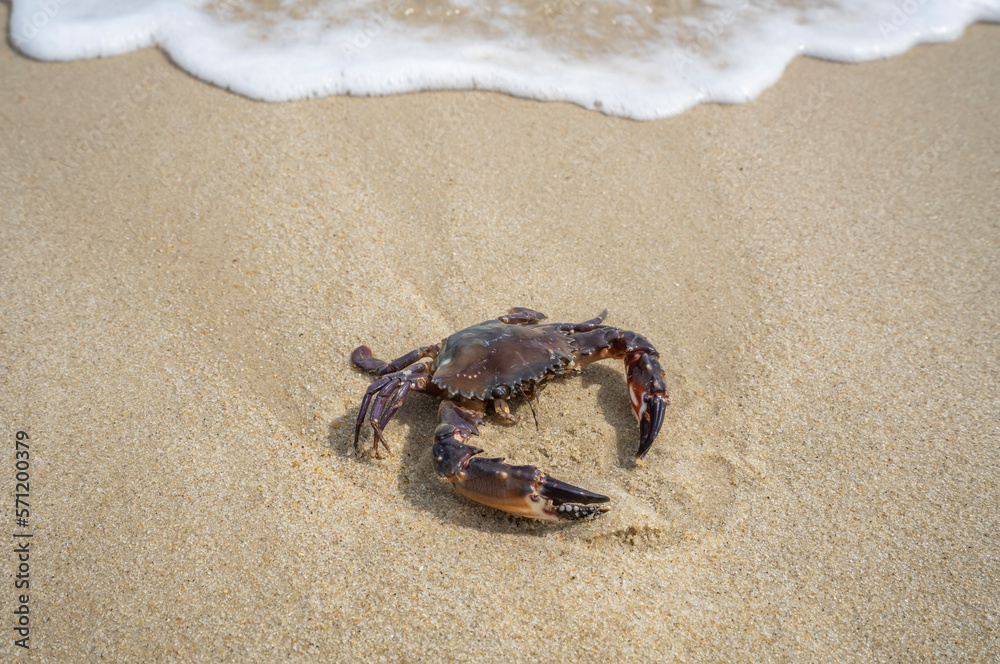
[9,0,1000,118]
[2,7,999,660]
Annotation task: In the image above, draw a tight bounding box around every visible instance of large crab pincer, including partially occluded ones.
[351,308,669,521]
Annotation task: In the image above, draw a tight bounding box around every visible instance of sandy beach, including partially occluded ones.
[2,4,998,660]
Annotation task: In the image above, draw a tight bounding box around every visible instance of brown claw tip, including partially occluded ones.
[539,474,610,505]
[636,395,667,459]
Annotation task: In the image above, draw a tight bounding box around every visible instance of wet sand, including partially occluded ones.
[2,7,998,661]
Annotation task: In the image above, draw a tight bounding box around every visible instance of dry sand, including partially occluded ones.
[1,5,998,660]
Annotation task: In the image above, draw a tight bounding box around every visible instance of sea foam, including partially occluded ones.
[9,0,1000,119]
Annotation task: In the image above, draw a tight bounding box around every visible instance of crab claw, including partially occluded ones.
[433,440,610,521]
[637,396,667,459]
[626,352,670,460]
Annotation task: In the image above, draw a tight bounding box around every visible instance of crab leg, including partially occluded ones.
[376,381,411,431]
[571,327,670,459]
[352,359,439,456]
[353,374,400,455]
[552,309,608,333]
[351,343,444,455]
[499,307,608,333]
[433,401,610,521]
[352,344,440,376]
[497,307,548,325]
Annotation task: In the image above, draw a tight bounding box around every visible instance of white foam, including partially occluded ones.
[10,0,1000,119]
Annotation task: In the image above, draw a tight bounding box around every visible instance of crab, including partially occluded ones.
[351,308,669,521]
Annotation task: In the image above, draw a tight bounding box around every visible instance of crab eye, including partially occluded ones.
[492,385,510,399]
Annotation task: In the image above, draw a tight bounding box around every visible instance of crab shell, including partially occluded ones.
[430,320,576,400]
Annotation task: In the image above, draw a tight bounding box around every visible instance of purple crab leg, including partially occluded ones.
[353,373,395,451]
[432,401,610,521]
[366,379,407,455]
[352,344,440,376]
[552,309,608,333]
[352,355,439,456]
[497,307,548,325]
[376,381,411,432]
